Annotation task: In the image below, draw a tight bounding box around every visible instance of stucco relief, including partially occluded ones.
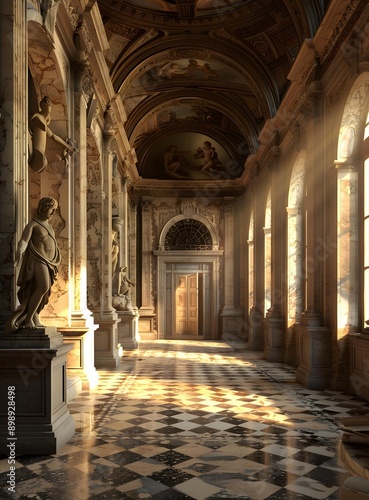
[87,158,102,188]
[157,207,178,233]
[87,207,103,309]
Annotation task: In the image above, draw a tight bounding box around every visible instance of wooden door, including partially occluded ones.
[175,274,198,334]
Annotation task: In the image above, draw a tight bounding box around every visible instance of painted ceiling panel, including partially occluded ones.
[97,0,327,193]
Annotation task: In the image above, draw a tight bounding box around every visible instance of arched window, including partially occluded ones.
[362,102,369,326]
[264,190,272,315]
[287,152,306,326]
[336,76,369,333]
[164,219,213,250]
[248,211,255,313]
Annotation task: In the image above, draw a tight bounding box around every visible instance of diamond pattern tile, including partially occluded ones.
[1,339,369,499]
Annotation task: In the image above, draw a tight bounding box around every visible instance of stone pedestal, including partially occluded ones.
[349,334,369,401]
[58,326,99,395]
[117,309,140,350]
[0,327,75,455]
[220,307,244,341]
[138,311,157,340]
[264,310,285,362]
[295,325,331,389]
[247,307,264,350]
[284,325,298,366]
[94,317,121,368]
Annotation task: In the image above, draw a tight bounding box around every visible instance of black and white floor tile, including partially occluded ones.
[1,339,369,499]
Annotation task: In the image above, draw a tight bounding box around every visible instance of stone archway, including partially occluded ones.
[155,214,223,339]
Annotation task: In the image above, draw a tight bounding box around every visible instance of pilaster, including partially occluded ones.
[220,200,243,339]
[296,72,332,386]
[264,142,285,362]
[0,0,28,324]
[93,108,121,368]
[139,200,156,337]
[61,32,98,381]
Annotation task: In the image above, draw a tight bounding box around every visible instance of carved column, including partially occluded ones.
[59,41,98,388]
[139,200,156,338]
[0,0,28,325]
[296,80,331,388]
[221,199,243,340]
[93,114,121,367]
[115,182,140,350]
[264,143,286,361]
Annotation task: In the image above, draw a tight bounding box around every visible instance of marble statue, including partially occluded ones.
[28,96,77,173]
[5,197,61,333]
[112,266,136,311]
[111,221,120,295]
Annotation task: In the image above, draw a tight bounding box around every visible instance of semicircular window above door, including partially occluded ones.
[164,219,212,250]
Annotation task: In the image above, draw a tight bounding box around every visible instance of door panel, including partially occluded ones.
[188,274,198,334]
[175,274,198,334]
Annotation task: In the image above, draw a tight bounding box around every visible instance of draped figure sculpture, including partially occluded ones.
[112,266,136,311]
[28,96,77,173]
[5,197,61,333]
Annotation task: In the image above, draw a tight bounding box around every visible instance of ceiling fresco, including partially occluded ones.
[97,0,328,193]
[137,58,245,88]
[139,132,244,181]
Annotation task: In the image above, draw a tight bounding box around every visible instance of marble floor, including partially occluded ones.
[1,339,369,500]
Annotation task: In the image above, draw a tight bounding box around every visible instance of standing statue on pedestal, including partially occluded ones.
[5,197,61,333]
[112,266,136,311]
[28,96,77,173]
[111,223,120,295]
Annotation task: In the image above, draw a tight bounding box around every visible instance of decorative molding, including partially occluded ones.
[180,200,197,215]
[65,0,79,31]
[320,0,362,65]
[170,49,209,59]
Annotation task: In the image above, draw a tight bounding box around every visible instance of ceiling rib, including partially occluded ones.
[176,0,197,18]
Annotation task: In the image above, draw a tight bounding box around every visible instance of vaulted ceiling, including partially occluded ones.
[97,0,328,193]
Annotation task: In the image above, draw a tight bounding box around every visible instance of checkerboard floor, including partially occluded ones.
[1,339,369,499]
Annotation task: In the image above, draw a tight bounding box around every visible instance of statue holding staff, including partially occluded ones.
[5,197,61,333]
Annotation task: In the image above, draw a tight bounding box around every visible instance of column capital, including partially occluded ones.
[286,206,301,216]
[334,159,358,170]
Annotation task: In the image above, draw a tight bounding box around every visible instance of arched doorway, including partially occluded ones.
[154,215,223,339]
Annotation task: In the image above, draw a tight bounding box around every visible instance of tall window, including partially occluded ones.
[336,76,369,334]
[363,110,369,327]
[287,152,306,326]
[264,191,272,315]
[247,211,254,313]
